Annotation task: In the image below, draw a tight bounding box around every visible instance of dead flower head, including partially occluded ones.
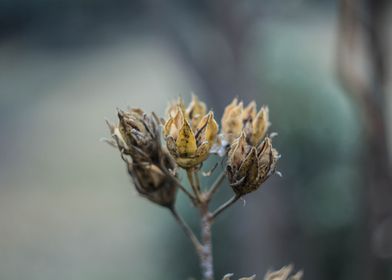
[106,108,177,207]
[221,98,270,146]
[264,265,303,280]
[163,97,219,169]
[226,132,279,196]
[125,154,177,207]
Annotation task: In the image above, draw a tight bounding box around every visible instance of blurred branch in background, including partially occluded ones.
[337,0,392,278]
[142,0,263,107]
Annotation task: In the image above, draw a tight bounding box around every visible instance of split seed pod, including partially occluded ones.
[264,265,303,280]
[226,132,279,196]
[221,98,270,146]
[163,97,218,169]
[106,108,177,207]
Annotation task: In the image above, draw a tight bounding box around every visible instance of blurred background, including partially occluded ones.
[0,0,391,279]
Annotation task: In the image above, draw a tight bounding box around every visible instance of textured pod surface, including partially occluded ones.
[163,97,218,168]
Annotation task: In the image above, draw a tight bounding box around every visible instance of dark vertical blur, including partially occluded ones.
[0,0,391,279]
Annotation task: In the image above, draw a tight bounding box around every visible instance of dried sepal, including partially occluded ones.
[187,94,207,130]
[222,273,256,280]
[264,265,303,280]
[221,98,270,146]
[242,101,256,119]
[166,96,186,118]
[251,106,269,145]
[176,119,197,156]
[221,98,244,143]
[239,276,256,280]
[221,265,302,280]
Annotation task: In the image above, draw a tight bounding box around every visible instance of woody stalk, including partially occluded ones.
[105,96,295,280]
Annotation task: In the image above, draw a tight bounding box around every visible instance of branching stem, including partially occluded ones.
[171,176,197,203]
[200,203,214,280]
[187,169,201,200]
[206,172,226,201]
[211,195,241,220]
[183,167,240,279]
[185,167,215,280]
[169,207,203,254]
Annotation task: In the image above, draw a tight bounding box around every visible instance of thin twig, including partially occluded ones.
[187,169,201,200]
[170,176,196,203]
[206,172,226,201]
[211,195,240,220]
[200,203,214,280]
[194,171,201,192]
[169,207,203,254]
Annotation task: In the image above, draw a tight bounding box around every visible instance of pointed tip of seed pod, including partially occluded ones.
[191,93,198,101]
[177,96,185,107]
[222,273,234,280]
[269,132,278,138]
[239,130,247,141]
[105,119,115,132]
[151,111,160,122]
[264,136,272,144]
[257,105,269,116]
[231,97,238,105]
[116,108,126,119]
[100,137,118,148]
[248,100,257,107]
[245,101,257,111]
[239,274,256,280]
[99,137,110,143]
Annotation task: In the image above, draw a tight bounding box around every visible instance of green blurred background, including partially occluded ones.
[0,0,391,279]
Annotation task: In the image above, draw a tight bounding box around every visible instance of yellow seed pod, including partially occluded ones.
[250,106,269,145]
[221,98,244,143]
[186,95,207,130]
[163,96,219,169]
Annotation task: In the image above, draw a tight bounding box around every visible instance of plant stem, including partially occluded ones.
[187,169,201,200]
[206,172,226,201]
[194,171,201,192]
[211,195,240,220]
[200,203,214,280]
[184,167,218,279]
[169,207,202,254]
[171,176,197,203]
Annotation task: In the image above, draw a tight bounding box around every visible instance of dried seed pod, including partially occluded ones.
[243,104,270,146]
[264,265,303,280]
[186,95,207,130]
[226,132,279,196]
[221,98,270,146]
[126,152,177,207]
[163,97,218,169]
[166,95,207,129]
[221,98,244,144]
[222,265,302,280]
[106,108,177,207]
[222,273,256,280]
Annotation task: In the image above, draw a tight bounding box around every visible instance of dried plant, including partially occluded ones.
[104,95,301,280]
